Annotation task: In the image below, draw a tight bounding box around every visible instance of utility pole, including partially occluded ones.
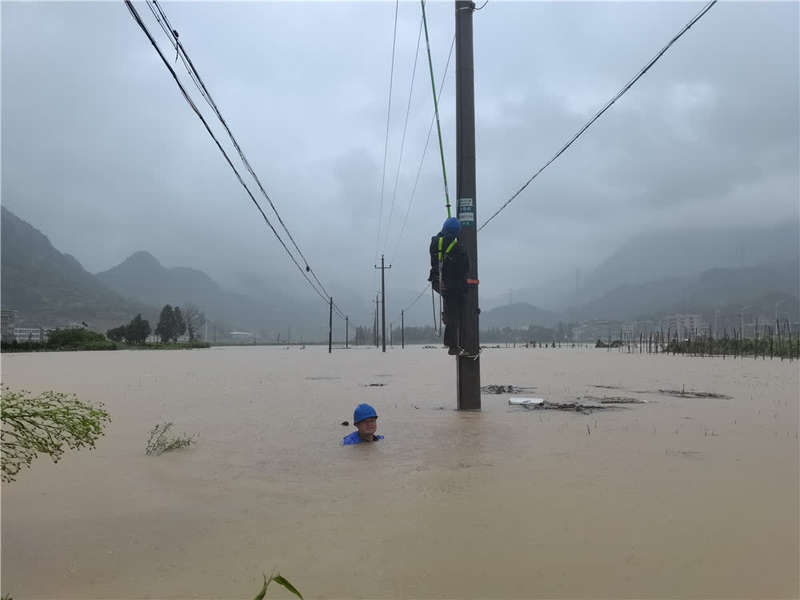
[346,316,349,349]
[374,255,391,353]
[390,322,393,347]
[374,293,379,348]
[401,310,405,349]
[455,0,480,409]
[328,297,333,354]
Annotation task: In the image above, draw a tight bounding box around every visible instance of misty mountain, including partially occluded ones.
[570,259,799,322]
[575,222,799,306]
[483,221,799,312]
[480,302,563,329]
[0,206,153,329]
[96,252,328,340]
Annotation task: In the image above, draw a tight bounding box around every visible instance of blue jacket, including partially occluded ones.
[343,431,384,445]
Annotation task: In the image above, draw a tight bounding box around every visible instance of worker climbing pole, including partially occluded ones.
[454,0,481,409]
[421,0,480,409]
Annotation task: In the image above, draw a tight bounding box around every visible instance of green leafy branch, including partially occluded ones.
[1,386,110,482]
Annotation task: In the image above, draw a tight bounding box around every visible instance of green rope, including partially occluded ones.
[420,0,451,218]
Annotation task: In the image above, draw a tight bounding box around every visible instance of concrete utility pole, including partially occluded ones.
[374,293,380,348]
[374,255,392,353]
[328,297,333,354]
[455,0,480,409]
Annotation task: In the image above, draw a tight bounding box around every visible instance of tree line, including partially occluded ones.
[106,303,205,345]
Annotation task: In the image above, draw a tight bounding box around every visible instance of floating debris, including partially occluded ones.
[482,384,536,394]
[665,449,704,459]
[363,383,386,387]
[593,385,623,390]
[509,397,618,415]
[583,395,647,404]
[658,389,732,399]
[341,421,349,426]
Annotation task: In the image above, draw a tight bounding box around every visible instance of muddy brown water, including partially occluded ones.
[1,346,798,598]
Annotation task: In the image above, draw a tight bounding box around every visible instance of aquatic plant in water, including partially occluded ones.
[145,422,196,456]
[253,572,303,600]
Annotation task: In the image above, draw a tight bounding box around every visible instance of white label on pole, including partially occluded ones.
[458,197,475,225]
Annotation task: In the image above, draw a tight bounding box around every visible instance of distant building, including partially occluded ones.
[621,320,659,340]
[1,310,17,342]
[571,320,622,342]
[230,331,254,342]
[661,314,708,338]
[13,327,48,343]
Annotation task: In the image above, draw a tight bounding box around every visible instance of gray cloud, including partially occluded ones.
[2,1,797,325]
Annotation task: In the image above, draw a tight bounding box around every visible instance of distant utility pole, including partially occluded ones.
[374,255,392,353]
[455,0,480,409]
[328,297,333,354]
[401,310,405,349]
[374,293,380,348]
[390,322,393,347]
[346,316,349,349]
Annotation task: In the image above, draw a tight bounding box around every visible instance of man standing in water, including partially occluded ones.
[429,217,470,355]
[343,403,384,445]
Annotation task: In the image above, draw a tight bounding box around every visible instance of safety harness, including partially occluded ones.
[437,235,458,294]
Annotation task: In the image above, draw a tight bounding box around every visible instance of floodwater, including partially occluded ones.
[1,346,798,599]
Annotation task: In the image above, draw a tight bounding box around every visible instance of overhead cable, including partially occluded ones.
[420,0,452,218]
[375,0,401,268]
[123,0,345,320]
[146,1,343,318]
[479,0,718,232]
[397,283,431,321]
[383,16,424,256]
[389,34,455,264]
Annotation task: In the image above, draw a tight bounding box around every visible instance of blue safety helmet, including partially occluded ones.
[442,217,461,237]
[354,403,378,424]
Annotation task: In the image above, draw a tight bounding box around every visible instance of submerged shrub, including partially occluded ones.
[145,422,196,456]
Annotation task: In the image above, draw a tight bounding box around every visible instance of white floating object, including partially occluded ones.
[509,397,544,406]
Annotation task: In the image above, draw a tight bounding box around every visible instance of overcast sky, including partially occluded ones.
[2,1,798,323]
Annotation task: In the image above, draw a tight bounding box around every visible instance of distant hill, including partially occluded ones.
[480,302,563,329]
[487,221,800,312]
[576,222,799,306]
[0,206,153,330]
[96,251,326,340]
[570,259,799,322]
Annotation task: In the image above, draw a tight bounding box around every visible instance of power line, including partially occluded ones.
[123,0,345,320]
[401,283,431,314]
[383,16,424,256]
[478,0,718,232]
[146,1,341,316]
[139,0,348,322]
[420,0,452,218]
[375,0,401,269]
[389,34,456,263]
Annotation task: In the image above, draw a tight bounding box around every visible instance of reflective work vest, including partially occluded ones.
[437,236,458,261]
[437,236,457,292]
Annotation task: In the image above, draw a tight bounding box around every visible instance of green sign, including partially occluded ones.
[457,197,474,225]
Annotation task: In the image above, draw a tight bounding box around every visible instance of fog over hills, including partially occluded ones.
[2,205,797,339]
